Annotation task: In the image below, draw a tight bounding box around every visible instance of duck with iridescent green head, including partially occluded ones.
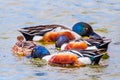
[72,22,111,51]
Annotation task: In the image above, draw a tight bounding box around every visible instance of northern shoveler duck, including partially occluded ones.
[18,22,111,51]
[73,22,111,51]
[31,46,103,67]
[55,35,109,52]
[72,22,111,51]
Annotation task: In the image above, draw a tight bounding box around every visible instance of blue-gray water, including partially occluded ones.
[0,0,120,80]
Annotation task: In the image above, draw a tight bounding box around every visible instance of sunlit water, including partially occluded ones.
[0,0,120,80]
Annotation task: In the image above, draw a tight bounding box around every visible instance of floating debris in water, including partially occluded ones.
[30,58,47,67]
[102,53,109,59]
[114,42,120,45]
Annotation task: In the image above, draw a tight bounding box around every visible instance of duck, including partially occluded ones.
[18,22,111,51]
[72,22,111,51]
[31,46,103,67]
[55,35,106,52]
[56,35,102,51]
[12,35,49,57]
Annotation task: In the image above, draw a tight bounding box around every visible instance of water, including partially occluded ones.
[0,0,120,80]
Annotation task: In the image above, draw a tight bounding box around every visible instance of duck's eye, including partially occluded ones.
[85,27,88,31]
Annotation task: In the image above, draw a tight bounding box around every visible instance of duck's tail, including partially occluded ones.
[19,30,34,41]
[79,50,103,65]
[89,54,103,65]
[98,39,111,51]
[70,50,103,65]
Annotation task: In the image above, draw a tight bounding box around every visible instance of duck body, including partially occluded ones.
[56,35,111,52]
[61,41,88,51]
[42,30,78,43]
[19,24,70,41]
[42,50,103,67]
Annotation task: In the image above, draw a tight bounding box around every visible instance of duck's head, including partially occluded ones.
[55,35,70,48]
[31,45,50,58]
[17,35,24,42]
[72,22,102,40]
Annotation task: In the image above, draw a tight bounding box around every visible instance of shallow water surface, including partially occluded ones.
[0,0,120,80]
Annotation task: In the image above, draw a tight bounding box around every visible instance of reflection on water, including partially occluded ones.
[0,0,120,80]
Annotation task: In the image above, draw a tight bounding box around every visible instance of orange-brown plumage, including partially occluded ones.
[59,31,75,40]
[43,32,59,42]
[48,53,84,67]
[43,31,75,42]
[65,41,88,50]
[49,53,78,64]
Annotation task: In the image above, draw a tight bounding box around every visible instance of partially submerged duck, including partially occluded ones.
[56,35,109,52]
[55,35,98,51]
[31,47,103,67]
[72,22,111,51]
